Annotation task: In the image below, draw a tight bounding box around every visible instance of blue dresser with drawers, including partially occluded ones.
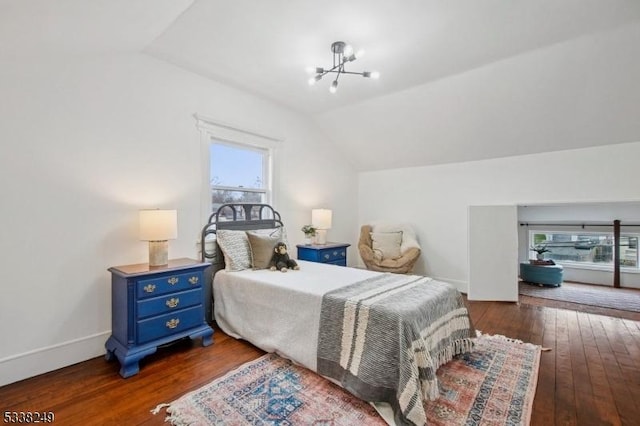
[297,242,350,266]
[105,258,213,378]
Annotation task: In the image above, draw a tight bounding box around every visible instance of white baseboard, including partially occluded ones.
[0,331,110,387]
[353,262,470,293]
[432,276,469,294]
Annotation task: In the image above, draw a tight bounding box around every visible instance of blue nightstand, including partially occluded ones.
[105,258,214,377]
[297,242,350,266]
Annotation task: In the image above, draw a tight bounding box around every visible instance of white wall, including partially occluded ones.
[0,52,358,386]
[358,142,640,293]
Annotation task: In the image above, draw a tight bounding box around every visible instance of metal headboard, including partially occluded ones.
[200,203,283,264]
[199,203,283,324]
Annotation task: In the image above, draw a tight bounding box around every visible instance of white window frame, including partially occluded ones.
[195,114,281,224]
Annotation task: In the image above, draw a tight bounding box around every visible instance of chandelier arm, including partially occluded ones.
[336,70,367,76]
[320,64,342,74]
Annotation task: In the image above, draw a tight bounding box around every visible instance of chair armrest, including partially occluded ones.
[358,244,376,263]
[397,247,421,264]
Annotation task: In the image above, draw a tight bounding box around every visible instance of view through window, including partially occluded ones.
[210,141,270,218]
[529,231,639,268]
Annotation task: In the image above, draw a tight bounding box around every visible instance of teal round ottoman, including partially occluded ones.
[520,263,563,287]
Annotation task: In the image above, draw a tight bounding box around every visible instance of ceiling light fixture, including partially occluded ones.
[308,41,379,94]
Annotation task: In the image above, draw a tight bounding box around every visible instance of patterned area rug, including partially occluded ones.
[519,281,640,313]
[155,334,540,425]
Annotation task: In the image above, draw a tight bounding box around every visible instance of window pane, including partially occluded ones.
[212,190,266,214]
[621,236,638,267]
[210,143,264,189]
[530,231,639,268]
[209,140,271,213]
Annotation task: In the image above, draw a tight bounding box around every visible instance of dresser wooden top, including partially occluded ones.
[109,258,208,277]
[296,242,351,250]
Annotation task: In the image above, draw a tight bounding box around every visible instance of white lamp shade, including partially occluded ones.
[139,209,178,241]
[312,209,332,230]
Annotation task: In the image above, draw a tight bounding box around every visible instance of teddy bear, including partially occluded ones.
[269,242,300,272]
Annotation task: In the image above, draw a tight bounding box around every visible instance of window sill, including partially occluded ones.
[558,262,640,274]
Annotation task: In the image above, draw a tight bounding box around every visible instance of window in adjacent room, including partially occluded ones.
[210,140,271,216]
[529,230,639,270]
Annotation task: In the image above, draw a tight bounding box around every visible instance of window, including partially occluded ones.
[529,231,639,269]
[210,141,270,213]
[195,115,280,222]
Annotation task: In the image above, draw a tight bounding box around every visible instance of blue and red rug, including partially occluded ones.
[155,334,540,425]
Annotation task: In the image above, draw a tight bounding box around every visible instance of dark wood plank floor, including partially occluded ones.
[1,295,639,425]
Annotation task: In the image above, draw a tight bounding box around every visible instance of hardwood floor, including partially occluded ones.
[1,296,638,425]
[468,299,640,425]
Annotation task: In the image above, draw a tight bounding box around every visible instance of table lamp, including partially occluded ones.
[312,209,332,245]
[139,209,178,266]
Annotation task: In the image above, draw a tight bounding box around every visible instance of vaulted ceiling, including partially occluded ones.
[3,0,640,170]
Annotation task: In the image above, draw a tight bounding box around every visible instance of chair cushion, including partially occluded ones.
[371,223,420,253]
[370,231,402,260]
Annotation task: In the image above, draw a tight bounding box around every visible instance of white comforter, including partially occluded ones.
[213,260,379,371]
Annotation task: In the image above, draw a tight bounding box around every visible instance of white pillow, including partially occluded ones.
[216,229,252,271]
[371,223,420,253]
[370,231,403,260]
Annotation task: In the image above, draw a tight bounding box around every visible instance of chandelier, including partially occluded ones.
[308,41,379,93]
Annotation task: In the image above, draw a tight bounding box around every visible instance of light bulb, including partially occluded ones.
[356,49,365,58]
[309,74,322,86]
[343,44,354,57]
[329,80,338,93]
[305,66,315,74]
[370,71,380,79]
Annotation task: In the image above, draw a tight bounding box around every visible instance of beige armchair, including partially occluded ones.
[358,224,421,274]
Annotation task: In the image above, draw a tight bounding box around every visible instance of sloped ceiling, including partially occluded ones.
[3,0,640,170]
[0,0,193,56]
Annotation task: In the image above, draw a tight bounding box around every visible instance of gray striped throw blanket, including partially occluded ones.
[317,273,475,426]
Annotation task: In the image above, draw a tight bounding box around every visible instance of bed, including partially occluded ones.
[201,203,475,426]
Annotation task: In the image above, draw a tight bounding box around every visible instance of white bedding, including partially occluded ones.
[213,260,379,371]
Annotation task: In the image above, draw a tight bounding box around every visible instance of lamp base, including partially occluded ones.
[149,240,169,267]
[315,229,328,245]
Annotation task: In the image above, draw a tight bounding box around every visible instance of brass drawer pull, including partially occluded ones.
[189,276,199,285]
[165,298,179,308]
[166,318,180,329]
[143,284,156,293]
[167,277,179,285]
